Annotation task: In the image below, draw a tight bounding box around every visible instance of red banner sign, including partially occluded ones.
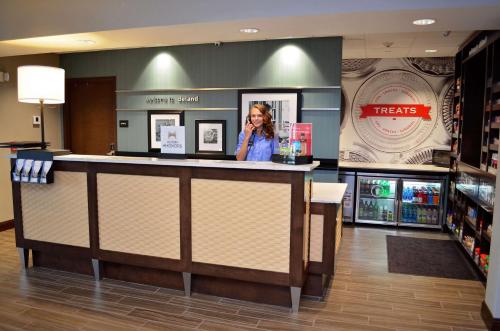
[360,104,431,120]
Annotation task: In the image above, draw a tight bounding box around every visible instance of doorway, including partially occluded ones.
[64,77,116,155]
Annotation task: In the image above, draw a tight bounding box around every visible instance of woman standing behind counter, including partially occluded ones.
[236,104,279,161]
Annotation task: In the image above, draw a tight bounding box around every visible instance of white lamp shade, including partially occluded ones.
[18,65,65,104]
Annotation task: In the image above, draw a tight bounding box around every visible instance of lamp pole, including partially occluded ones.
[40,99,46,149]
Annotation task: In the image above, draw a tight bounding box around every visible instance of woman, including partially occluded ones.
[235,104,279,161]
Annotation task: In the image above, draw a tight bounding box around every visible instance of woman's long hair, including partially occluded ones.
[248,103,274,139]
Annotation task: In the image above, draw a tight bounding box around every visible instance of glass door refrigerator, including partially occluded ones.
[354,173,446,229]
[356,175,398,225]
[399,179,443,229]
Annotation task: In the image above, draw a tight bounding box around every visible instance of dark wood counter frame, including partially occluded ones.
[303,201,339,297]
[11,159,312,312]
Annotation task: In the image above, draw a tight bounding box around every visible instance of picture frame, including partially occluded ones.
[195,120,226,155]
[238,89,302,133]
[147,110,184,152]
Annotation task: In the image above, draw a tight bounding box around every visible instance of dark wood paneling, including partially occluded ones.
[98,250,184,272]
[179,167,192,271]
[322,204,337,275]
[87,166,99,257]
[310,202,325,215]
[191,262,289,286]
[32,250,93,275]
[0,219,14,232]
[23,239,91,258]
[11,181,24,247]
[191,167,292,183]
[289,172,305,287]
[302,273,325,297]
[103,261,184,290]
[192,274,291,307]
[93,162,183,177]
[53,161,89,172]
[481,301,500,330]
[307,261,323,275]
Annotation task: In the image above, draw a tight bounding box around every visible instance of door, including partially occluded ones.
[64,77,116,155]
[356,176,398,225]
[399,179,444,228]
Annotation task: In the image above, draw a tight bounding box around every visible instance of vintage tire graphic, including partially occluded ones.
[439,79,454,135]
[342,59,380,78]
[339,150,376,163]
[404,57,454,77]
[351,69,438,153]
[403,148,433,164]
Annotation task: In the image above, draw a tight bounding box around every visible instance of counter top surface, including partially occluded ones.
[13,154,320,172]
[339,161,450,173]
[311,182,347,204]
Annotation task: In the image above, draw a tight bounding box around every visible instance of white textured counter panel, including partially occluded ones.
[311,182,347,204]
[339,161,450,173]
[44,154,320,172]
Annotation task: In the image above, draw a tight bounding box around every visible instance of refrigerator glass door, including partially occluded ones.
[400,180,443,227]
[356,176,398,225]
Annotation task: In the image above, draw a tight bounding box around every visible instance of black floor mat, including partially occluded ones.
[386,235,480,280]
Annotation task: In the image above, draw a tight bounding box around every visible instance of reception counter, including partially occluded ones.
[11,154,319,312]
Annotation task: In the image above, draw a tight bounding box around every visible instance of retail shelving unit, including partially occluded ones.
[447,30,500,281]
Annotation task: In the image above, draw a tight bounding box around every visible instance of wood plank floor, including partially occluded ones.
[0,226,487,330]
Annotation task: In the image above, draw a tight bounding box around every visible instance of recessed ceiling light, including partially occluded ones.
[77,39,96,45]
[413,18,436,26]
[240,28,259,34]
[425,49,438,53]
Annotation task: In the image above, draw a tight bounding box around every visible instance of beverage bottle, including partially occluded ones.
[382,206,387,221]
[417,207,422,223]
[387,210,393,222]
[412,187,418,203]
[421,187,427,204]
[427,187,433,205]
[373,200,379,220]
[299,133,307,156]
[433,189,439,205]
[359,200,365,218]
[432,208,438,224]
[367,201,373,219]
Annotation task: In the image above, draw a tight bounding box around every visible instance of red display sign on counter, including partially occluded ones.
[289,123,312,156]
[360,104,432,120]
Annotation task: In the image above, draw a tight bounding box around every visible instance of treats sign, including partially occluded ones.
[360,104,432,120]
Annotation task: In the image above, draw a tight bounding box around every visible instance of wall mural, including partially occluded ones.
[339,57,454,164]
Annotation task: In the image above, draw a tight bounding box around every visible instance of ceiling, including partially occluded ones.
[1,0,499,59]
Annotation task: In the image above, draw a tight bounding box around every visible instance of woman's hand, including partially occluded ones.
[244,122,255,139]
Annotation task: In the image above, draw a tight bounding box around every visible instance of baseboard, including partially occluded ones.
[0,219,14,232]
[481,301,500,330]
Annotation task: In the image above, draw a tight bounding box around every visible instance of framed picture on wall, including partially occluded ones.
[195,120,226,154]
[238,89,302,133]
[147,110,184,152]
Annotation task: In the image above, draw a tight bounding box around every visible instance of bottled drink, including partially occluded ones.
[367,201,374,219]
[433,189,439,205]
[387,210,394,222]
[412,187,418,203]
[359,200,365,218]
[373,200,379,220]
[381,206,388,222]
[431,208,438,224]
[427,187,433,205]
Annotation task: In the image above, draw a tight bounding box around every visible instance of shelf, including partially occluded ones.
[484,127,490,133]
[494,85,500,94]
[482,231,491,243]
[454,92,461,97]
[455,237,487,279]
[464,215,477,230]
[490,122,500,129]
[488,167,497,176]
[482,146,488,153]
[455,186,494,213]
[486,105,491,112]
[398,222,441,229]
[452,133,458,139]
[356,219,396,226]
[489,144,499,151]
[493,104,500,111]
[402,201,440,207]
[358,194,396,200]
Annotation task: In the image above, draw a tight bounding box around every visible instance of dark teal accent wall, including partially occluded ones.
[61,37,342,159]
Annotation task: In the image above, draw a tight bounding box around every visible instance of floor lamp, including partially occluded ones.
[17,65,65,150]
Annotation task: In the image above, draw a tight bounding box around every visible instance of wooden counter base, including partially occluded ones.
[12,158,314,311]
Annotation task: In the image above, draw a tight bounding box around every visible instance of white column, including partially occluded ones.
[485,173,500,317]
